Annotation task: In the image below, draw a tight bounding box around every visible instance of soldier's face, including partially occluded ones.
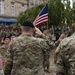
[11,36,16,40]
[4,38,10,45]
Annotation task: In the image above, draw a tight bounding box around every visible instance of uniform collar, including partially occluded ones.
[20,34,33,37]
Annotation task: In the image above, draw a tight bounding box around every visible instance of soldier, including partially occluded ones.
[55,29,69,47]
[55,31,75,75]
[0,35,11,71]
[35,27,55,73]
[4,21,50,75]
[43,29,52,40]
[10,33,16,40]
[0,35,11,58]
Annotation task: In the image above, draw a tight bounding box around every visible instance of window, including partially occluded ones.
[21,4,25,12]
[0,3,1,13]
[11,2,15,15]
[0,0,4,14]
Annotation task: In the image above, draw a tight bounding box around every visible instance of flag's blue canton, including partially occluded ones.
[40,4,48,16]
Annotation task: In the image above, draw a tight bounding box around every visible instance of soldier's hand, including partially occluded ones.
[35,27,45,36]
[58,38,62,42]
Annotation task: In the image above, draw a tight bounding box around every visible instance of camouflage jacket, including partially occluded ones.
[0,45,8,57]
[4,34,50,75]
[42,33,55,49]
[0,45,9,70]
[0,54,4,75]
[55,32,75,75]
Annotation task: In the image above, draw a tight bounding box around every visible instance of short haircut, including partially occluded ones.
[21,26,33,32]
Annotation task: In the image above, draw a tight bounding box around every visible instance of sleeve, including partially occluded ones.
[0,54,5,75]
[39,33,55,49]
[55,40,60,47]
[55,44,65,75]
[40,40,50,70]
[4,41,14,75]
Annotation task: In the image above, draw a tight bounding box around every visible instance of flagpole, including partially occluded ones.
[47,22,48,30]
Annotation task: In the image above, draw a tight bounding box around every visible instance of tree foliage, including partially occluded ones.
[17,4,45,26]
[17,0,73,28]
[48,0,64,27]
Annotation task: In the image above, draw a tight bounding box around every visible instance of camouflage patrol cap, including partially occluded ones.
[3,35,11,40]
[22,20,34,28]
[10,33,16,37]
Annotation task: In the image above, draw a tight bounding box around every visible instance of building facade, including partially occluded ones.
[0,0,27,16]
[0,0,48,25]
[28,0,48,8]
[0,0,48,16]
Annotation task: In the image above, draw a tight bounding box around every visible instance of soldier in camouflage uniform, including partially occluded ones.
[55,30,69,47]
[55,32,75,75]
[35,27,55,73]
[10,33,16,40]
[42,29,55,72]
[0,35,11,69]
[4,21,50,75]
[0,35,11,58]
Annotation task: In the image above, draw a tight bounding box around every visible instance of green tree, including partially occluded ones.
[72,2,75,22]
[62,0,73,27]
[48,0,64,27]
[17,4,45,26]
[17,0,73,28]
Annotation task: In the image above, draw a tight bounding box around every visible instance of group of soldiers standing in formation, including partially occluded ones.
[0,20,74,75]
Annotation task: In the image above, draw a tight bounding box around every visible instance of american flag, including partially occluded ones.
[33,4,48,26]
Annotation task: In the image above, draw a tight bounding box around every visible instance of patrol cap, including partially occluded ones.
[3,35,11,40]
[21,20,34,28]
[10,33,16,37]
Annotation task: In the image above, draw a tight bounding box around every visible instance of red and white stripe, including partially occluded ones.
[33,13,48,26]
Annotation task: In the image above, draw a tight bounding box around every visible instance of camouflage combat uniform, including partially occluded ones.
[55,32,75,75]
[4,34,50,75]
[0,54,4,75]
[39,32,55,71]
[0,45,8,58]
[0,45,9,69]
